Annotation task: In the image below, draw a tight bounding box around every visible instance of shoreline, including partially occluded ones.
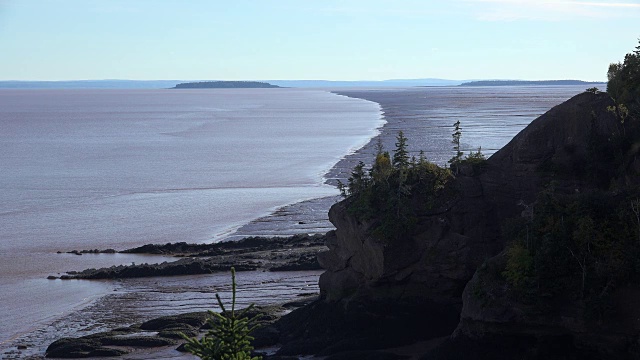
[224,91,387,241]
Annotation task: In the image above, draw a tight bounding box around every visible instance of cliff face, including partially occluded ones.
[482,91,620,219]
[442,251,640,360]
[318,170,499,306]
[435,94,640,360]
[310,92,640,358]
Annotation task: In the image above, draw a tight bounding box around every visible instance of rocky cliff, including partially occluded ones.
[278,91,640,359]
[428,92,640,359]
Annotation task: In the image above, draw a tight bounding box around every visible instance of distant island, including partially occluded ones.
[460,80,604,86]
[172,81,280,89]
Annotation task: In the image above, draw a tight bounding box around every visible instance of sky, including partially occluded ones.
[0,0,639,81]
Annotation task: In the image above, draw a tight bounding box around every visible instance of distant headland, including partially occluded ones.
[172,81,281,89]
[460,79,604,86]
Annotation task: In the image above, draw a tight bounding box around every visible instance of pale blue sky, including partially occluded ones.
[1,0,639,81]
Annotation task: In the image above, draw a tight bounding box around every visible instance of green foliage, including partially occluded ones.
[181,268,262,360]
[607,103,630,126]
[462,147,488,172]
[448,121,463,173]
[464,147,486,162]
[342,132,453,241]
[607,38,640,117]
[585,87,600,94]
[504,186,640,317]
[372,151,393,182]
[393,131,410,168]
[503,242,534,290]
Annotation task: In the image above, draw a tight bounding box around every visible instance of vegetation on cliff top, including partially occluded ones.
[339,128,485,241]
[607,39,640,116]
[339,132,453,240]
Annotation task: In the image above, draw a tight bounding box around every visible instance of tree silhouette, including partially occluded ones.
[392,131,409,169]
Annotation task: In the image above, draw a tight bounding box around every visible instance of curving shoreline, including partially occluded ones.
[225,92,386,241]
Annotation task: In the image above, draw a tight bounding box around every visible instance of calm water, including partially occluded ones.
[0,88,382,346]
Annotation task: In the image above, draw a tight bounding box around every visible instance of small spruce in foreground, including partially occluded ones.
[181,267,262,360]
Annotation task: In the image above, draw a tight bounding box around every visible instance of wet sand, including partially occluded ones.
[6,271,321,359]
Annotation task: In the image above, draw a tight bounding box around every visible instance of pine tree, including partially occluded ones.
[181,268,262,360]
[375,137,384,155]
[347,161,369,195]
[448,121,463,174]
[418,150,427,165]
[392,131,409,169]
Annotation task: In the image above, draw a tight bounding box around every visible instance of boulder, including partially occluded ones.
[45,338,127,358]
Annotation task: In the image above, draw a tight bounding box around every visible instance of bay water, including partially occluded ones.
[0,88,383,347]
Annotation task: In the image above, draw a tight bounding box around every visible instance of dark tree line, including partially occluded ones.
[607,38,640,117]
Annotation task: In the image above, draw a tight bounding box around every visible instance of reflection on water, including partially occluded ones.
[0,253,177,346]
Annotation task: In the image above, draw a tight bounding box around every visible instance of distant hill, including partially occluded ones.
[0,79,606,90]
[0,80,183,89]
[460,80,604,87]
[0,79,465,89]
[267,78,464,87]
[173,81,280,89]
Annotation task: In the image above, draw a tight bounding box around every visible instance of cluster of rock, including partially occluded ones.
[59,249,116,255]
[47,234,325,280]
[45,298,316,359]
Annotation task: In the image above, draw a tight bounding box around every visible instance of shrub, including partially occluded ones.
[181,268,262,360]
[503,241,534,289]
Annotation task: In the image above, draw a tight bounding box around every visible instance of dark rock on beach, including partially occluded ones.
[67,258,260,279]
[45,299,311,358]
[66,249,116,255]
[323,351,411,360]
[139,312,210,331]
[55,234,326,279]
[46,338,128,358]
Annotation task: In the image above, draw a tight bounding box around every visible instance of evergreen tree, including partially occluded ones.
[347,161,369,195]
[375,137,384,155]
[607,38,640,117]
[448,121,463,174]
[418,150,427,165]
[392,131,409,169]
[181,268,262,360]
